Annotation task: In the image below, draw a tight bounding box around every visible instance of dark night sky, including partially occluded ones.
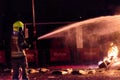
[0,0,120,23]
[35,0,113,22]
[32,0,120,22]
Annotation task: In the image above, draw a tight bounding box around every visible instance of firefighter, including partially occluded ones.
[11,24,29,80]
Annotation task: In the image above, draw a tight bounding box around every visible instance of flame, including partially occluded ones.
[98,42,120,69]
[102,42,119,64]
[107,43,119,60]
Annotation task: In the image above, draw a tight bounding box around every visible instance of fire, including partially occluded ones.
[107,43,119,59]
[98,42,120,69]
[104,43,119,62]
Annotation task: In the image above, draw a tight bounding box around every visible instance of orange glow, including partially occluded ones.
[103,43,119,63]
[98,42,120,69]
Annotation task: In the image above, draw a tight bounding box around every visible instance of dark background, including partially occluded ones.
[0,0,120,23]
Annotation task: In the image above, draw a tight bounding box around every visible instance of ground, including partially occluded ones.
[1,65,120,80]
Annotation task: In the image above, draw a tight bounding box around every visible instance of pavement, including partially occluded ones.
[1,65,120,80]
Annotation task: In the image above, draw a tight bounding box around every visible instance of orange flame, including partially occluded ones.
[107,43,118,59]
[98,43,119,68]
[104,43,119,62]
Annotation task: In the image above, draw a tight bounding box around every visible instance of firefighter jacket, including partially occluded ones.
[11,31,26,58]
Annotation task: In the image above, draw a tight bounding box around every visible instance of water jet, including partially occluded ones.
[38,15,120,64]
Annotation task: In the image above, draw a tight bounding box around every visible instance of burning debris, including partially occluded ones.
[98,42,120,70]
